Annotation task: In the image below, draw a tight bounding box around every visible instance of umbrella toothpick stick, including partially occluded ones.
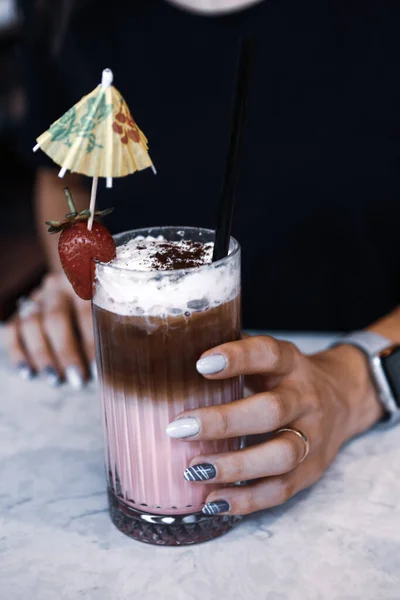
[88,176,99,231]
[87,70,113,231]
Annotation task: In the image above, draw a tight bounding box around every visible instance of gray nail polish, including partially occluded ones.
[196,354,227,375]
[166,417,200,439]
[184,463,217,482]
[202,500,230,516]
[65,365,84,390]
[90,360,98,381]
[17,361,34,381]
[42,366,60,387]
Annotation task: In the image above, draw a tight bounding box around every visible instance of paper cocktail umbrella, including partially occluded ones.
[34,68,155,229]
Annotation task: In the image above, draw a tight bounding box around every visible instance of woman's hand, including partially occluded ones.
[166,336,384,515]
[4,273,95,389]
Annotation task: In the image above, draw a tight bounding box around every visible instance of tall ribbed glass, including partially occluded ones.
[92,227,242,545]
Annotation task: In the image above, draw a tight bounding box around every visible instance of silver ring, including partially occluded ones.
[276,427,310,463]
[17,297,41,320]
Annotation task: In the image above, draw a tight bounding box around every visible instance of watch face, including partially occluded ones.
[381,346,400,408]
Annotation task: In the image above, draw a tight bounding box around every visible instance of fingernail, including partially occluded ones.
[202,500,230,516]
[166,417,200,439]
[90,360,98,381]
[184,463,217,481]
[65,365,84,390]
[17,361,34,381]
[42,366,60,387]
[196,354,227,375]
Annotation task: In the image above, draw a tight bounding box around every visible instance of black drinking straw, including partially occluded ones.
[212,38,254,262]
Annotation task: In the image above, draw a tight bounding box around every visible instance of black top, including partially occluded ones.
[19,0,400,331]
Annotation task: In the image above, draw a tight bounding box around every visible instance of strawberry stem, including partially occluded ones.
[64,187,77,215]
[45,188,114,234]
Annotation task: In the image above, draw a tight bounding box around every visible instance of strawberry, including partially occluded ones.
[46,188,116,300]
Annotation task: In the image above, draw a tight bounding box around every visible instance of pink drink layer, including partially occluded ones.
[93,237,242,515]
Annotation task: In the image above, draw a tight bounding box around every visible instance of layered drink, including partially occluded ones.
[92,226,242,545]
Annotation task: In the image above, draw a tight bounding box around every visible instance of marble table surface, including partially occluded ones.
[1,329,400,600]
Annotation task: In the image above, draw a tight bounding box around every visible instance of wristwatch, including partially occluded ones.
[333,331,400,426]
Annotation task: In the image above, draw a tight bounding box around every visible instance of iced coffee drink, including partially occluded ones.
[92,226,242,545]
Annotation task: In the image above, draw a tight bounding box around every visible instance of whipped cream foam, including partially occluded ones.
[93,236,240,317]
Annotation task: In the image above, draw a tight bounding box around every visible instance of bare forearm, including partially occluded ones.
[321,306,400,440]
[35,168,90,272]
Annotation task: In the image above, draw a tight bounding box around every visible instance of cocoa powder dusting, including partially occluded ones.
[115,238,214,272]
[150,241,211,270]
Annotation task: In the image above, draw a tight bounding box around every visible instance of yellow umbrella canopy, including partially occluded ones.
[33,69,155,229]
[34,69,154,179]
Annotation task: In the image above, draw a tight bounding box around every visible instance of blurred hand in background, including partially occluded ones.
[4,169,95,389]
[5,272,95,389]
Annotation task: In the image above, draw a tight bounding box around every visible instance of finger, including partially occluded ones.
[19,313,55,371]
[184,428,309,483]
[166,385,305,440]
[196,336,299,379]
[41,295,86,389]
[202,459,319,516]
[72,295,96,376]
[18,313,62,386]
[3,317,34,379]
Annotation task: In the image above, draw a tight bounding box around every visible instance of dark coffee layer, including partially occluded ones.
[93,296,241,394]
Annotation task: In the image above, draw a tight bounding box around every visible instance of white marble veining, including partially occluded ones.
[1,329,400,599]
